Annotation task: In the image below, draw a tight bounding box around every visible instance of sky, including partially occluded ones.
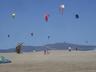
[0,0,96,49]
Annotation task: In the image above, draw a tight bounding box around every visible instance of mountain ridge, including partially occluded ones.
[0,42,96,53]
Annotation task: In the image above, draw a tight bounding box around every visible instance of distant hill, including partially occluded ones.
[45,42,96,51]
[0,42,96,53]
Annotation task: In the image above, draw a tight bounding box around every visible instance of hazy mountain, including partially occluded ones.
[0,42,96,53]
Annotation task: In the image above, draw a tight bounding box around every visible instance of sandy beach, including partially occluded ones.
[0,50,96,72]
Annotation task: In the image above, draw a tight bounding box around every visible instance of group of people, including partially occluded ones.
[68,47,78,52]
[43,47,79,55]
[44,49,49,55]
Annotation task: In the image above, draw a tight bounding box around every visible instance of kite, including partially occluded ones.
[30,32,34,36]
[11,9,16,19]
[8,34,10,38]
[48,35,50,40]
[44,13,50,22]
[75,14,79,19]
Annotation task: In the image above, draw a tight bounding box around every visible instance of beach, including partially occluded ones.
[0,50,96,72]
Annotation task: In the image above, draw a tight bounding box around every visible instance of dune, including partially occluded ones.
[0,50,96,72]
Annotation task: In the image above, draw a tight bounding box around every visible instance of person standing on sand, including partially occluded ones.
[68,47,72,52]
[44,49,47,55]
[76,47,78,51]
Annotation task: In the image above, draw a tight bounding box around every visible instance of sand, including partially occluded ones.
[0,50,96,72]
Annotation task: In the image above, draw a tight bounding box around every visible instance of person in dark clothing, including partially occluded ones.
[76,48,78,51]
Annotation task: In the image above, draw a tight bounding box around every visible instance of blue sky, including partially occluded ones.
[0,0,96,49]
